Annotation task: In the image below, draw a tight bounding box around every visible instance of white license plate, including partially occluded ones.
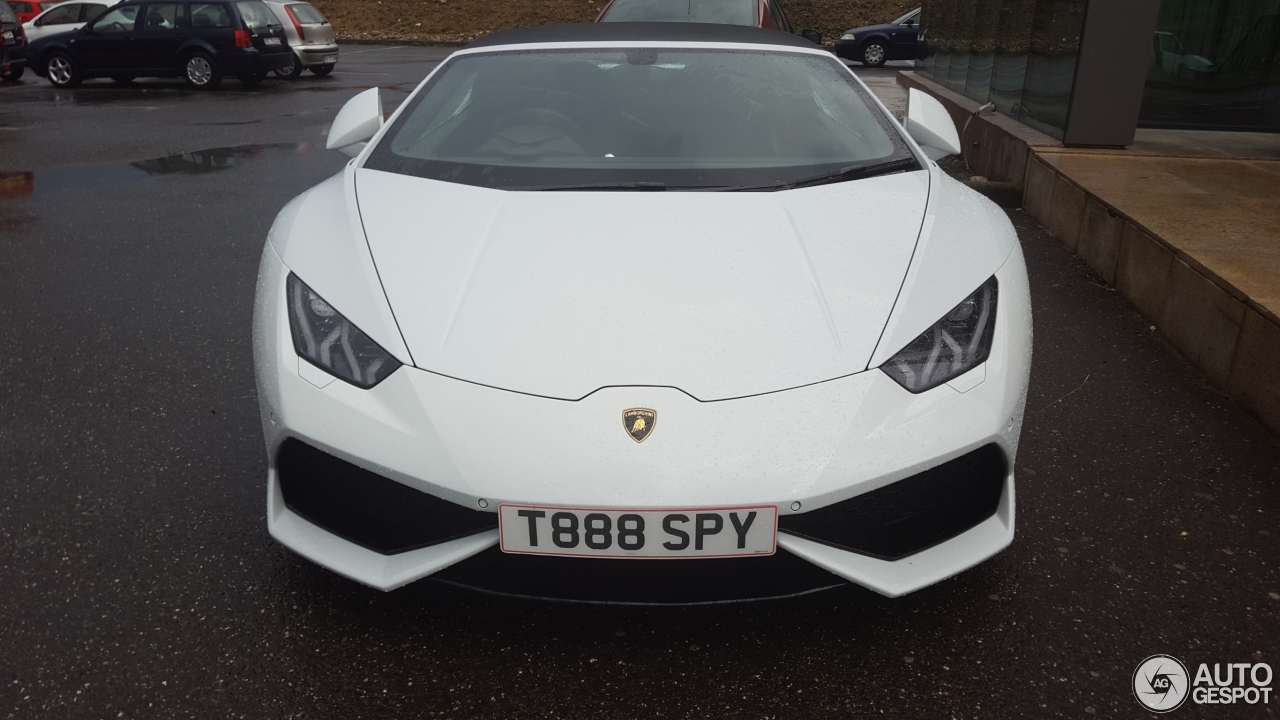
[263,37,281,45]
[499,504,777,559]
[322,54,337,63]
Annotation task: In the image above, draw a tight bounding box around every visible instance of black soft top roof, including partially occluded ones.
[465,22,819,51]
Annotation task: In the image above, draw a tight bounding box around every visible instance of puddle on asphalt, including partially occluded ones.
[0,143,316,199]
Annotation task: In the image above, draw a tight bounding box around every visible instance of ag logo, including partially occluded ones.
[623,408,656,443]
[1134,654,1190,713]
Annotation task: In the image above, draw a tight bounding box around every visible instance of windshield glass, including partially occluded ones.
[365,48,915,190]
[892,8,918,24]
[0,1,20,22]
[235,0,279,28]
[600,0,756,25]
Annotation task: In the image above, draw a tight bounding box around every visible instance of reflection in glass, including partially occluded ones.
[1139,0,1280,131]
[917,0,1085,139]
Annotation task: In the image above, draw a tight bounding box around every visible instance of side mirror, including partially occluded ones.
[800,28,821,45]
[327,87,383,158]
[905,88,961,160]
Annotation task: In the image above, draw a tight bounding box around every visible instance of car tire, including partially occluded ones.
[45,52,81,88]
[274,54,302,79]
[310,63,333,76]
[861,41,887,67]
[237,70,266,86]
[182,51,221,90]
[110,74,135,84]
[1,65,23,82]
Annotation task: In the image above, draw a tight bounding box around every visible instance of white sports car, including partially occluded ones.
[253,23,1032,603]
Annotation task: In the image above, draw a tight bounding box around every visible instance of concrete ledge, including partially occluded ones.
[1024,153,1280,435]
[896,71,1060,185]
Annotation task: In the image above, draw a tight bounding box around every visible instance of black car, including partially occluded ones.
[0,0,29,81]
[29,0,292,88]
[834,7,919,67]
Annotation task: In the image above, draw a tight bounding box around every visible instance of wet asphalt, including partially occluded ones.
[1,46,1278,719]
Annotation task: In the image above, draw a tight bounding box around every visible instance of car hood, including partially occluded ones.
[354,168,930,401]
[845,23,900,36]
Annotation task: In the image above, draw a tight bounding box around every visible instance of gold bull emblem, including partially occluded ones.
[622,408,656,443]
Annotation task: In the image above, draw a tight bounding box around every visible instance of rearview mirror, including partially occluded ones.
[327,88,383,158]
[800,29,822,45]
[905,88,961,160]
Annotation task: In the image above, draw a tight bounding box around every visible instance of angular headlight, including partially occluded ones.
[287,274,401,389]
[840,32,856,40]
[881,277,998,393]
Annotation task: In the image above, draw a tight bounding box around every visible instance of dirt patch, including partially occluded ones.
[311,0,916,46]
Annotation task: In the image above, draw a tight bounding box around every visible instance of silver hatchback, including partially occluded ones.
[264,0,336,78]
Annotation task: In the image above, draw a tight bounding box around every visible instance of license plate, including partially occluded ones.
[322,54,337,63]
[2,31,12,42]
[499,504,777,559]
[263,37,281,45]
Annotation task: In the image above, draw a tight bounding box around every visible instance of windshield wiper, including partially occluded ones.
[722,157,920,192]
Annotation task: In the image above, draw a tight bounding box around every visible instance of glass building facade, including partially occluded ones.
[1139,0,1280,130]
[917,0,1087,140]
[916,0,1280,138]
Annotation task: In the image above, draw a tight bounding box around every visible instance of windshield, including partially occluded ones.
[600,0,757,25]
[366,48,915,191]
[892,8,919,24]
[235,0,279,28]
[0,1,19,23]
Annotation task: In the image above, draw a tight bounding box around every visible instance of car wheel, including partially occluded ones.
[45,52,81,88]
[183,51,221,90]
[310,63,333,77]
[274,54,302,79]
[1,64,23,82]
[236,70,266,86]
[110,74,135,84]
[862,41,887,67]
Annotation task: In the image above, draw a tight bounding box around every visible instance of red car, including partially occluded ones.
[9,0,59,23]
[595,0,821,43]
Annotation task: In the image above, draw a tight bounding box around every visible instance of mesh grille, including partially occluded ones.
[276,439,497,555]
[779,444,1006,560]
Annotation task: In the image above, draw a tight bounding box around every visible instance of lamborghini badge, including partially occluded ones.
[623,408,656,443]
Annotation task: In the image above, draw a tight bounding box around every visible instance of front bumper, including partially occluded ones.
[833,39,859,60]
[254,241,1032,599]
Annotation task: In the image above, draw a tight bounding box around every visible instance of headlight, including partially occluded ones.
[881,277,998,393]
[287,273,401,389]
[840,32,856,40]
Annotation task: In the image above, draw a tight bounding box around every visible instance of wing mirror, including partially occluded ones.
[905,88,961,160]
[326,87,383,158]
[800,28,822,45]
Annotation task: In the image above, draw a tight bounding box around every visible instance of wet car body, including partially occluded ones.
[22,0,118,43]
[835,7,920,67]
[263,0,335,78]
[255,23,1032,604]
[1,0,29,81]
[28,0,292,88]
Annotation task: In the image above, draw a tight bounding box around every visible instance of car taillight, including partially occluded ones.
[234,29,251,48]
[284,5,304,39]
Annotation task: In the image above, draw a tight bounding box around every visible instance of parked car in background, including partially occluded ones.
[23,0,117,42]
[1151,31,1214,81]
[835,7,919,67]
[29,0,292,88]
[1,0,29,81]
[264,0,334,79]
[9,0,59,23]
[596,0,821,44]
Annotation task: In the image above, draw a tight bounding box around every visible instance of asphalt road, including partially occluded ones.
[2,46,1278,719]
